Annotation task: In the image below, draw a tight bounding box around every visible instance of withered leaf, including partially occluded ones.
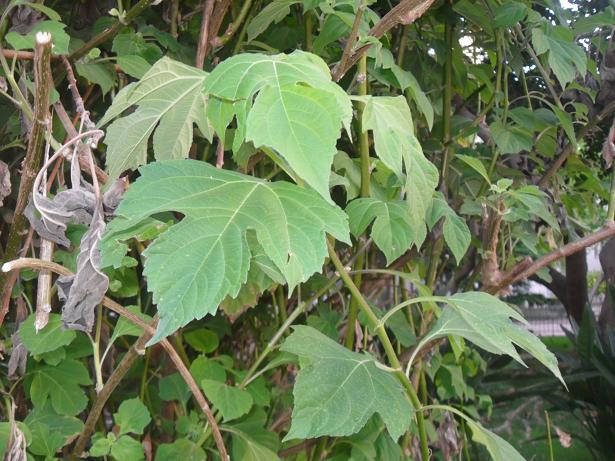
[0,160,10,206]
[57,206,109,332]
[26,178,126,247]
[25,188,96,247]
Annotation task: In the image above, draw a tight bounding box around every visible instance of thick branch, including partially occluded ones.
[333,0,437,81]
[2,258,229,460]
[489,223,615,293]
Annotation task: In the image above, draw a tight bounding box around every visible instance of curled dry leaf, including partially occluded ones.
[0,159,11,207]
[5,401,27,461]
[56,205,109,331]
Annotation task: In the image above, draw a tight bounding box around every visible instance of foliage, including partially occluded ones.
[1,0,613,460]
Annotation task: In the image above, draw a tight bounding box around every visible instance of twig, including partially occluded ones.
[0,32,53,326]
[71,332,150,458]
[212,0,254,49]
[53,102,109,184]
[2,258,229,460]
[195,0,215,69]
[61,56,96,132]
[331,5,365,81]
[488,223,615,293]
[333,0,437,81]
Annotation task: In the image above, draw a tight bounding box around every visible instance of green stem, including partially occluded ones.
[345,54,371,349]
[239,278,339,388]
[545,410,555,461]
[327,242,430,461]
[439,7,454,192]
[92,305,104,392]
[357,54,370,198]
[305,10,313,52]
[276,285,287,324]
[218,0,253,46]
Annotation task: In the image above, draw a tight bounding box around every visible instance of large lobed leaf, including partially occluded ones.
[415,292,564,385]
[102,160,349,343]
[203,51,352,201]
[281,326,413,441]
[99,58,212,181]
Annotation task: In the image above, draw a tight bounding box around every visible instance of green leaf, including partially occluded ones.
[19,313,75,355]
[426,194,471,264]
[75,62,116,95]
[112,30,162,63]
[204,52,352,201]
[184,328,219,353]
[155,439,207,461]
[159,373,190,404]
[30,359,92,415]
[456,154,491,184]
[111,435,145,461]
[100,57,212,181]
[358,95,438,243]
[5,20,70,54]
[223,409,281,461]
[247,0,300,41]
[532,25,587,88]
[281,326,413,441]
[102,160,349,342]
[466,419,525,461]
[392,67,434,130]
[24,407,83,457]
[109,306,152,344]
[346,198,415,265]
[416,292,564,386]
[117,55,152,79]
[90,433,113,456]
[493,1,528,28]
[489,120,533,154]
[114,398,151,436]
[20,2,61,20]
[190,356,227,383]
[201,379,254,422]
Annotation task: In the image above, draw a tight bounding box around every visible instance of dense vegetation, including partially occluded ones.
[1,0,614,459]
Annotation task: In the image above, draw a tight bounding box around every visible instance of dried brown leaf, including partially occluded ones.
[57,206,109,331]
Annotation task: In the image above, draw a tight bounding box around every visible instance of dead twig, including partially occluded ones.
[0,32,53,326]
